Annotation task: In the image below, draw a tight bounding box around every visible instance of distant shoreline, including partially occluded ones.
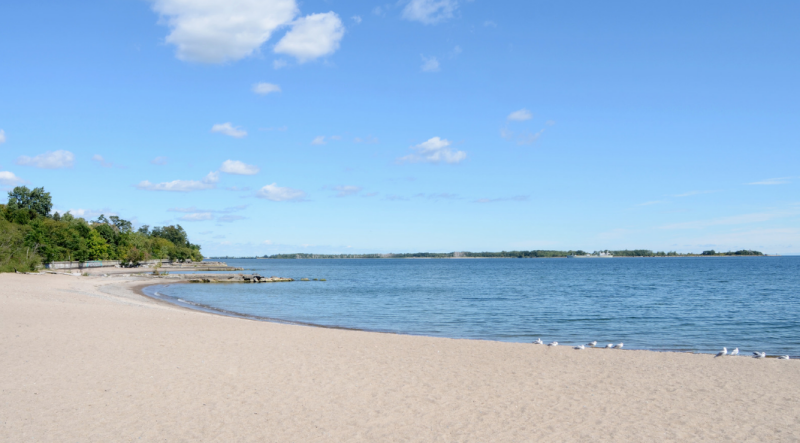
[208,255,780,260]
[210,248,769,260]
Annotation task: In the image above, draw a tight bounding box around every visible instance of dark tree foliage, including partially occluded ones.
[7,186,53,218]
[109,216,132,234]
[1,187,203,271]
[151,225,189,247]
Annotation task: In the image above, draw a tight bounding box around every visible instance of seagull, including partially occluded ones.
[605,344,614,348]
[574,345,585,350]
[715,347,727,358]
[753,352,766,359]
[587,341,597,348]
[547,341,558,347]
[730,348,739,356]
[779,355,790,360]
[533,338,543,345]
[614,343,624,349]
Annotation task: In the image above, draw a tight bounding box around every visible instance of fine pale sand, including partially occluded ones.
[2,274,799,442]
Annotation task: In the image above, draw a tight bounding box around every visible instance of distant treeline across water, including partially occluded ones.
[211,249,764,260]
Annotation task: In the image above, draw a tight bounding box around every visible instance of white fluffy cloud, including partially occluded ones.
[421,55,440,72]
[507,108,532,121]
[253,82,281,95]
[256,183,307,201]
[0,171,25,186]
[16,150,75,169]
[211,122,247,138]
[402,0,457,24]
[0,129,6,144]
[150,0,298,63]
[136,171,219,192]
[274,12,344,62]
[311,136,326,145]
[398,137,466,164]
[220,159,260,175]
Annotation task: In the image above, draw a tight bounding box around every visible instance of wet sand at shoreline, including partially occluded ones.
[2,273,798,442]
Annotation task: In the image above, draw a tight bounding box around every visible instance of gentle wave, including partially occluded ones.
[148,257,800,357]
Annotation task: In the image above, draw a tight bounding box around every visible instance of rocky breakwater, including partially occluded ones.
[150,273,294,283]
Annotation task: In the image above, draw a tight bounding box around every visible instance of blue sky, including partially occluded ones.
[1,0,798,256]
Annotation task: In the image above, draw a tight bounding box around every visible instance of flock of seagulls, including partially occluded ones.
[532,339,623,350]
[715,348,791,360]
[532,339,792,360]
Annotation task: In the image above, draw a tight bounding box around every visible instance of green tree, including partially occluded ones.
[152,225,189,247]
[86,229,110,260]
[109,215,133,234]
[7,186,53,218]
[0,218,41,272]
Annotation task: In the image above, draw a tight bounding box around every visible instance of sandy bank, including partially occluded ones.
[1,274,798,442]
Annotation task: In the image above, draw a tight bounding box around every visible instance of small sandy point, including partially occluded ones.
[1,273,798,442]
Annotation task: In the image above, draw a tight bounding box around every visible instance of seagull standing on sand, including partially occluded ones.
[715,347,727,358]
[730,348,739,356]
[753,352,766,359]
[614,343,624,349]
[533,338,543,345]
[548,341,558,347]
[779,355,790,360]
[587,341,597,348]
[605,344,614,348]
[574,345,585,350]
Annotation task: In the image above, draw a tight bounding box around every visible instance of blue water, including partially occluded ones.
[144,257,800,356]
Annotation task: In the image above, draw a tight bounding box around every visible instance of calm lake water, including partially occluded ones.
[144,257,800,356]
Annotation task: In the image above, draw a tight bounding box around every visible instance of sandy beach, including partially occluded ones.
[2,273,798,442]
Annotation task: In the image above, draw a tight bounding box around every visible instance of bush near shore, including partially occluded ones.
[0,186,203,272]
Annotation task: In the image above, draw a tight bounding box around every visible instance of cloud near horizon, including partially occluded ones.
[136,171,219,192]
[66,208,120,220]
[256,183,307,201]
[220,160,260,175]
[211,123,247,138]
[168,205,246,214]
[179,212,214,221]
[397,137,466,164]
[16,150,75,169]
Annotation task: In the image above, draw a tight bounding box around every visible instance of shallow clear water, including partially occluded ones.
[145,257,800,356]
